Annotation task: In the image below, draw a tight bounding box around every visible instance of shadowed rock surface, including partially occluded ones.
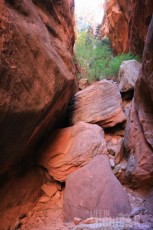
[63,155,131,221]
[125,17,153,187]
[0,0,77,176]
[39,121,107,182]
[0,0,76,228]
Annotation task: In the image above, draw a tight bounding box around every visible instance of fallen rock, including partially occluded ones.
[73,217,82,225]
[39,122,107,182]
[39,196,50,203]
[68,80,126,128]
[109,158,115,168]
[63,155,131,221]
[41,183,59,198]
[130,207,145,217]
[105,135,124,164]
[118,60,141,93]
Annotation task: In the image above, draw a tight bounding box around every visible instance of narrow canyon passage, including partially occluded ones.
[0,0,153,230]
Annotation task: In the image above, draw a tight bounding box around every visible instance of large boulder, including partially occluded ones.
[68,80,126,128]
[39,122,107,182]
[0,0,77,175]
[63,155,131,221]
[118,60,141,93]
[124,17,153,187]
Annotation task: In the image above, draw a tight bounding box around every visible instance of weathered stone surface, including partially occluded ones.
[135,17,153,149]
[118,60,141,93]
[0,0,77,176]
[124,17,153,187]
[68,80,126,128]
[125,102,153,187]
[101,0,153,56]
[0,0,76,228]
[39,122,107,182]
[63,155,131,221]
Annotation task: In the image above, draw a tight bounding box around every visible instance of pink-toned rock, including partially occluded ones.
[39,122,107,182]
[41,183,59,198]
[118,60,141,93]
[105,134,124,164]
[39,196,50,203]
[63,155,131,221]
[68,80,126,128]
[125,102,153,187]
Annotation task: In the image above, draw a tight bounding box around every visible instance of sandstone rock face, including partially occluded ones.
[0,0,77,175]
[118,60,141,93]
[124,17,153,187]
[68,80,126,128]
[39,122,107,182]
[101,0,153,55]
[135,17,153,149]
[125,102,153,187]
[63,155,131,221]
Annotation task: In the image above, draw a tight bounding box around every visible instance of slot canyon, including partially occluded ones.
[0,0,153,229]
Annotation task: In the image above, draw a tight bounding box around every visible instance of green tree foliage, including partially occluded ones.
[75,32,139,81]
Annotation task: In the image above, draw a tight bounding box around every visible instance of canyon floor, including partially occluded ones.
[19,187,153,230]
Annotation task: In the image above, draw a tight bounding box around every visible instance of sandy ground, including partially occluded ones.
[20,191,74,230]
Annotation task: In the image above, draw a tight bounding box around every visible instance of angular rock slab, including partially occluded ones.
[68,80,126,128]
[39,122,107,182]
[63,155,131,221]
[118,60,141,93]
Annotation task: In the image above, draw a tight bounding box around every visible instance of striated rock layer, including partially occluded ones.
[101,0,153,55]
[0,0,77,176]
[125,17,153,187]
[68,80,126,128]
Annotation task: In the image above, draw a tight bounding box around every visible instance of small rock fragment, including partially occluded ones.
[41,183,58,197]
[39,196,50,203]
[73,217,82,225]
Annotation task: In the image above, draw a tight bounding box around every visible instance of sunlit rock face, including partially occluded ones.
[0,0,77,175]
[101,0,153,56]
